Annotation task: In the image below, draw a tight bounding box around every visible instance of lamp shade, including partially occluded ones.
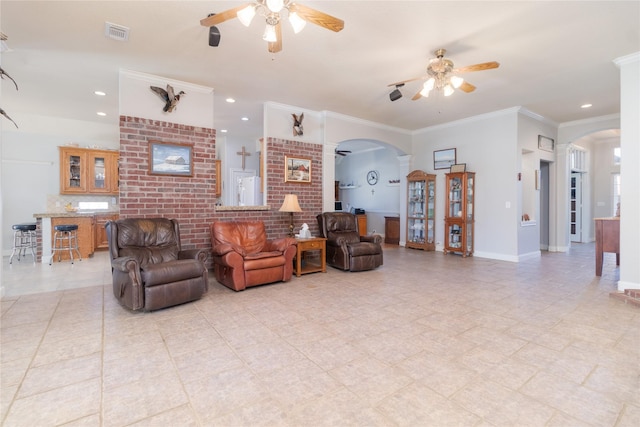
[279,194,302,212]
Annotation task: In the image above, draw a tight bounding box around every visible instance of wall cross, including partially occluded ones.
[236,146,251,170]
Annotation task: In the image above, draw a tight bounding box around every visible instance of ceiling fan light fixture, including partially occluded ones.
[266,0,285,13]
[263,24,278,42]
[289,12,307,33]
[450,75,464,89]
[443,84,455,97]
[237,5,256,26]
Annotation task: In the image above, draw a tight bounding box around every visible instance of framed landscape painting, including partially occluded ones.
[285,156,311,183]
[149,141,193,177]
[434,148,457,170]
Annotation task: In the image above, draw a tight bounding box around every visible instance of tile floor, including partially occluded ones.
[1,244,638,426]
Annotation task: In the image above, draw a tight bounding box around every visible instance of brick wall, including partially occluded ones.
[119,116,324,267]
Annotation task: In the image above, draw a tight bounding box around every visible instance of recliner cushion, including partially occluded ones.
[117,218,179,264]
[141,259,205,287]
[328,231,361,245]
[211,221,267,255]
[348,242,381,257]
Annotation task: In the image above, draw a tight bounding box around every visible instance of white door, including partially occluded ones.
[570,172,582,242]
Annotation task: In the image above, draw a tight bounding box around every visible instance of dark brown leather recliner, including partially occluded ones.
[317,212,383,272]
[210,221,297,291]
[106,218,208,311]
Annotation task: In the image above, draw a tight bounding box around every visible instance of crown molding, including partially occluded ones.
[119,69,213,94]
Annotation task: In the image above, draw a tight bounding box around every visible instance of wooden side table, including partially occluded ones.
[295,237,326,277]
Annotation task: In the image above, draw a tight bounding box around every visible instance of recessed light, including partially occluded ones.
[241,117,249,121]
[225,98,236,103]
[94,91,106,96]
[220,129,228,133]
[581,103,592,109]
[97,112,107,116]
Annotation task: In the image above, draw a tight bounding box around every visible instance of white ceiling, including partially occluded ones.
[1,1,638,143]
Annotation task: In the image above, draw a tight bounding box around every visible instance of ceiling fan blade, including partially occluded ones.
[459,81,476,93]
[387,76,427,87]
[200,4,250,27]
[289,3,344,32]
[268,21,282,53]
[453,61,500,73]
[411,90,423,101]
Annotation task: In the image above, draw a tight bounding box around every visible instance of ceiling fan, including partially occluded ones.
[335,149,351,156]
[200,0,344,53]
[388,49,499,100]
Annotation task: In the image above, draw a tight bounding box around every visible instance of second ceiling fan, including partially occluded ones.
[389,49,500,100]
[200,0,344,53]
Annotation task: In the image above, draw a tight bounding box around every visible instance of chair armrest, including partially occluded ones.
[265,237,298,252]
[360,234,382,244]
[179,248,208,263]
[212,243,246,257]
[111,256,139,273]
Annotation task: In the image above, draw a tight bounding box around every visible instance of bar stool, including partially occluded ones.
[9,223,37,264]
[50,224,82,265]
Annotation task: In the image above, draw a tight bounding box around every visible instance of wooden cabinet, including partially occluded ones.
[444,171,475,257]
[51,216,95,261]
[406,170,436,250]
[95,214,119,250]
[60,147,119,195]
[384,216,400,245]
[356,214,367,236]
[214,159,222,198]
[595,217,620,276]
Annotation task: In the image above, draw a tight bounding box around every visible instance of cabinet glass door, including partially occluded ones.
[447,223,462,249]
[466,174,474,220]
[426,179,435,244]
[92,156,106,189]
[449,176,462,218]
[408,180,426,244]
[69,155,82,188]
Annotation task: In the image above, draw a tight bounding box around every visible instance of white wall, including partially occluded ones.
[335,146,402,234]
[412,108,520,260]
[615,52,640,291]
[516,113,557,257]
[119,70,214,128]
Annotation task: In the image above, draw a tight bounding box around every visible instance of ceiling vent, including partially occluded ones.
[104,22,129,42]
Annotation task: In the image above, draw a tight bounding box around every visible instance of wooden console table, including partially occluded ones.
[595,217,620,276]
[295,237,326,277]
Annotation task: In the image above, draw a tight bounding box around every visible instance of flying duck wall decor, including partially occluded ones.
[150,84,185,113]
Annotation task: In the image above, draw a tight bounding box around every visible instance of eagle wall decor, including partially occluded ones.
[150,84,185,113]
[292,113,303,136]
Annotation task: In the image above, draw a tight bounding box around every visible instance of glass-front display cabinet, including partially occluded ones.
[406,170,436,250]
[60,146,119,195]
[444,171,475,257]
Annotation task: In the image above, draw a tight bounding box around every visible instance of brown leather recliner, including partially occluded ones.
[106,218,208,311]
[210,221,297,291]
[317,212,383,272]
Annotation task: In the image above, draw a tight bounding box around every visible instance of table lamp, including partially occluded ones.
[279,194,302,237]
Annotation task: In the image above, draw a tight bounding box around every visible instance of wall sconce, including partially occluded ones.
[279,194,302,237]
[389,83,404,101]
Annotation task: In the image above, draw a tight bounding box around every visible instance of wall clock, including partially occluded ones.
[367,170,379,185]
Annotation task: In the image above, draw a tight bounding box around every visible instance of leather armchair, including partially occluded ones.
[106,218,208,311]
[210,221,297,291]
[317,212,383,271]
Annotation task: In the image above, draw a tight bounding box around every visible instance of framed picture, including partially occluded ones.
[285,156,311,183]
[149,141,193,176]
[450,163,466,173]
[434,148,457,170]
[538,135,555,152]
